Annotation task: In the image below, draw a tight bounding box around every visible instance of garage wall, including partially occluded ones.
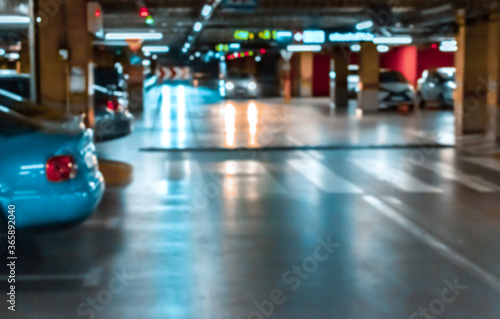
[380,46,418,85]
[417,48,455,80]
[292,46,454,98]
[379,46,455,85]
[313,53,331,97]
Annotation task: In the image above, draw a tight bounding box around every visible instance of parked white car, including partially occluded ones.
[417,68,456,109]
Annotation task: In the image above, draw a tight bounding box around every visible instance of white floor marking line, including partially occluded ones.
[307,150,324,160]
[214,160,288,195]
[286,135,303,146]
[463,157,500,174]
[416,161,499,192]
[288,159,364,194]
[363,195,500,293]
[352,159,442,193]
[286,135,325,160]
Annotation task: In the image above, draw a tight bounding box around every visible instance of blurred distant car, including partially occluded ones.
[376,71,416,110]
[93,66,134,142]
[0,96,105,231]
[417,68,456,109]
[221,72,259,99]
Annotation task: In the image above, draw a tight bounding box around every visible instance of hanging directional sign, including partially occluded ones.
[156,66,191,81]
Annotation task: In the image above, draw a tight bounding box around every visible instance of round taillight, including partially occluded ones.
[46,156,77,182]
[107,100,119,112]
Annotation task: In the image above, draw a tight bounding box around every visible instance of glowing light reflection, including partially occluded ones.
[224,103,236,148]
[247,102,258,146]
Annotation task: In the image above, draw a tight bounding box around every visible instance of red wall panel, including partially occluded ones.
[313,53,331,97]
[380,46,418,85]
[417,48,455,80]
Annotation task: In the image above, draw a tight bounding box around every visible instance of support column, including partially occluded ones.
[299,52,313,97]
[455,13,490,137]
[487,13,500,142]
[280,49,293,103]
[357,43,380,111]
[36,0,92,115]
[19,43,31,75]
[333,48,349,108]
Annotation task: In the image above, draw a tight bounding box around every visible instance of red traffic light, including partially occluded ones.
[140,7,149,17]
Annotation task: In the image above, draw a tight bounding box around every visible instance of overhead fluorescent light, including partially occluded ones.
[329,32,375,42]
[440,40,457,51]
[5,53,20,60]
[193,22,203,32]
[350,44,361,52]
[373,36,412,44]
[142,45,169,53]
[348,65,359,71]
[0,15,30,24]
[441,40,457,46]
[377,45,390,53]
[440,47,457,52]
[356,20,374,30]
[93,41,129,46]
[303,30,326,44]
[105,32,163,40]
[0,88,23,102]
[287,44,322,52]
[439,41,457,52]
[0,105,10,113]
[201,5,212,17]
[277,31,293,38]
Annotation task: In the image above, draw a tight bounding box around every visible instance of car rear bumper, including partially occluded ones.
[225,87,258,98]
[379,91,415,107]
[95,112,134,142]
[0,172,105,229]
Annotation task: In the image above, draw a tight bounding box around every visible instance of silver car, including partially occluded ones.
[221,72,259,99]
[378,71,416,110]
[417,68,456,109]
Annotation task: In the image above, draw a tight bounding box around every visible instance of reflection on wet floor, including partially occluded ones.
[5,83,500,319]
[224,102,236,148]
[131,85,457,152]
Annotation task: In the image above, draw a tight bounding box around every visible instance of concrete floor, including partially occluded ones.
[2,85,500,319]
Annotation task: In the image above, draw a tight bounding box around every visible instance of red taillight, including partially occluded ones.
[107,100,119,112]
[46,156,77,182]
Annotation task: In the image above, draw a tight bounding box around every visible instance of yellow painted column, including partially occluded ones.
[454,12,490,137]
[333,48,349,108]
[487,13,500,142]
[357,43,380,111]
[36,0,92,115]
[299,52,313,97]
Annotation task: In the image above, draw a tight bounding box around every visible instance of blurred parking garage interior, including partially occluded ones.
[4,0,500,318]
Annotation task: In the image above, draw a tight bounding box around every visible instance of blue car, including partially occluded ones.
[0,96,105,230]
